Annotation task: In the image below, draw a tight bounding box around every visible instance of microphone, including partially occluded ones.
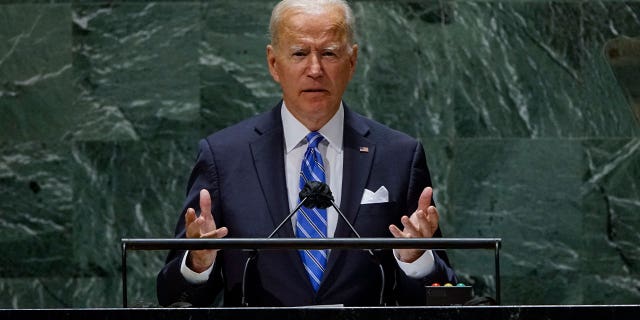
[267,181,333,238]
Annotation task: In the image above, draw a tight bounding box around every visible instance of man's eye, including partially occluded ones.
[323,52,336,57]
[293,52,306,57]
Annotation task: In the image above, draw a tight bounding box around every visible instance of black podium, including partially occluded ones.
[3,305,640,320]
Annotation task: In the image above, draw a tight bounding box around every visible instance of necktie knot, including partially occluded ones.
[306,132,324,149]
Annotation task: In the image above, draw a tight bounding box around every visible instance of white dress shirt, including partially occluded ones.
[180,102,434,283]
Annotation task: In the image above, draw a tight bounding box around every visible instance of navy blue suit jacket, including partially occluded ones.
[157,103,457,307]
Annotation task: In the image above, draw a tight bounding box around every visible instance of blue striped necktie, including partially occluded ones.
[296,131,328,292]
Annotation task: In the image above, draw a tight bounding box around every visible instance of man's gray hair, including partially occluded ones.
[269,0,356,47]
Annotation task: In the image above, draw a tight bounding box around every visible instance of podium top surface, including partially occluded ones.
[121,237,502,250]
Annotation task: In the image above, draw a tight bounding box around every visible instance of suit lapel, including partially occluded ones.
[250,105,294,238]
[335,113,374,238]
[319,108,375,294]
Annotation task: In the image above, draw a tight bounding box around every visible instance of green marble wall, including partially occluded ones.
[1,0,639,308]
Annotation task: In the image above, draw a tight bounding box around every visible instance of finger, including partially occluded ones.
[185,208,197,225]
[185,208,200,238]
[417,187,433,212]
[201,227,229,239]
[400,215,420,236]
[389,224,407,238]
[414,210,431,237]
[426,206,440,234]
[199,189,212,216]
[199,189,217,229]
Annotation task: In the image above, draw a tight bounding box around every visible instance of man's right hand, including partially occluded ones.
[185,189,228,273]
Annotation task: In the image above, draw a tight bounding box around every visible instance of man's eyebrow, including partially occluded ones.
[289,45,306,51]
[286,44,343,52]
[323,44,341,51]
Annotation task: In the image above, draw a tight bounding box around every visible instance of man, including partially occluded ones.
[157,0,456,307]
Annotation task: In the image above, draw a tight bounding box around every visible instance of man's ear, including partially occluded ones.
[349,44,358,78]
[266,45,281,83]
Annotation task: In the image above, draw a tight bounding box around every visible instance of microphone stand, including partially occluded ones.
[267,198,308,239]
[240,249,257,307]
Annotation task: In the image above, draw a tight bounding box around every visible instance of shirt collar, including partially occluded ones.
[281,101,344,154]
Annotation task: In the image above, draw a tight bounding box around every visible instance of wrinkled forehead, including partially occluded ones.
[275,5,349,45]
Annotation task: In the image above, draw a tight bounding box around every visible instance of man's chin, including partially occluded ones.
[284,95,340,116]
[301,101,340,114]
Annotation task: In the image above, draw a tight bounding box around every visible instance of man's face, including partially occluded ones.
[267,6,358,128]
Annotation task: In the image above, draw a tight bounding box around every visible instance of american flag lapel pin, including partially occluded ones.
[359,146,369,153]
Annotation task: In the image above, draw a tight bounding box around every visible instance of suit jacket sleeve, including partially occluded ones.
[156,139,224,307]
[392,142,458,305]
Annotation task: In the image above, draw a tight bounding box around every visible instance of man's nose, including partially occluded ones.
[307,54,323,79]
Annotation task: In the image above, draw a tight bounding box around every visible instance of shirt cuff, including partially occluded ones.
[180,251,214,284]
[394,249,436,279]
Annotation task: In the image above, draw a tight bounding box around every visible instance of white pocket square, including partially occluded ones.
[360,186,389,204]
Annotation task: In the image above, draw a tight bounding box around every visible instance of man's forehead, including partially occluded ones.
[279,20,347,47]
[282,27,345,42]
[278,7,347,36]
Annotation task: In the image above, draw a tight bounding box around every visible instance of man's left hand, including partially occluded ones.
[389,187,439,263]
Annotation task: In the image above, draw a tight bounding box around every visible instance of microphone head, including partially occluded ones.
[299,181,334,209]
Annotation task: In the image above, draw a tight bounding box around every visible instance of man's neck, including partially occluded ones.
[281,101,344,154]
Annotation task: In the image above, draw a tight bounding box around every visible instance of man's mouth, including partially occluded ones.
[302,89,328,93]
